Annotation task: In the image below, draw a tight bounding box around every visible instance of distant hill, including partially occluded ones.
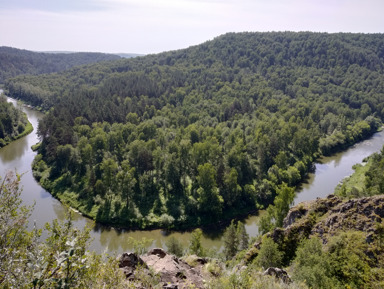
[115,53,145,58]
[0,46,121,83]
[39,51,144,58]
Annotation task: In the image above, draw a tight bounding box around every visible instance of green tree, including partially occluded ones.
[223,220,239,260]
[255,237,283,269]
[0,171,33,287]
[327,232,372,288]
[166,236,184,257]
[0,172,128,288]
[197,163,223,219]
[236,221,249,251]
[223,168,242,206]
[268,183,295,228]
[189,228,205,256]
[258,213,273,235]
[117,160,136,208]
[292,237,336,289]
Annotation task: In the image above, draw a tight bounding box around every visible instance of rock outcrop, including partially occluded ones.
[245,194,384,264]
[119,252,150,281]
[119,248,205,288]
[263,267,291,284]
[272,194,384,245]
[311,194,384,243]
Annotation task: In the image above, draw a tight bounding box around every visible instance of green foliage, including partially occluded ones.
[258,213,274,235]
[197,163,223,220]
[0,172,132,288]
[207,267,307,289]
[7,32,384,229]
[165,236,184,257]
[291,232,384,289]
[237,221,249,251]
[0,171,33,287]
[255,237,283,269]
[32,215,92,288]
[223,221,239,260]
[292,237,337,289]
[259,183,295,234]
[327,232,373,288]
[223,220,249,260]
[336,145,384,199]
[189,228,205,256]
[271,183,296,227]
[0,94,32,147]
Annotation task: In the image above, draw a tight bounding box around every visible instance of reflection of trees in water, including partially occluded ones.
[0,136,28,163]
[92,224,225,254]
[52,201,85,223]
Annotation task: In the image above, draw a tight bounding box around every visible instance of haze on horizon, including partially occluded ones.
[1,0,384,55]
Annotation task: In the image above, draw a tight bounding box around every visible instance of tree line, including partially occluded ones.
[0,46,121,84]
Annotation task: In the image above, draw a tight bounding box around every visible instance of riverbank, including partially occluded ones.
[0,90,34,148]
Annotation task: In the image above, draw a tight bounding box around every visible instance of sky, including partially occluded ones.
[0,0,384,54]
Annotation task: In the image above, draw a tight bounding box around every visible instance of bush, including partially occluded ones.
[166,236,184,257]
[255,237,283,269]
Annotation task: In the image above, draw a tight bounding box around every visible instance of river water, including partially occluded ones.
[2,89,384,255]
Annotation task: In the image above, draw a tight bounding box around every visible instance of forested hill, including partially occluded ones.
[0,46,121,84]
[6,32,384,229]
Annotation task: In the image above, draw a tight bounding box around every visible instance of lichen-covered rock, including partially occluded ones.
[118,252,148,280]
[283,203,309,228]
[263,267,291,284]
[119,249,205,288]
[312,195,384,242]
[245,194,384,265]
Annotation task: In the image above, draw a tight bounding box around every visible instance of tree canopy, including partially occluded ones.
[5,31,384,229]
[0,46,121,84]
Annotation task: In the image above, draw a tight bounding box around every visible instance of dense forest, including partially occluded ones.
[5,32,384,229]
[0,46,121,84]
[0,94,32,147]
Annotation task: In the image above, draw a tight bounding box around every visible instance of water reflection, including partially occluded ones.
[294,130,384,205]
[0,136,29,163]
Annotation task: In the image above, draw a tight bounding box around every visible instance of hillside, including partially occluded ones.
[0,46,121,84]
[5,31,384,230]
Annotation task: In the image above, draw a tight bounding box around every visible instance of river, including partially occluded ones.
[2,89,384,255]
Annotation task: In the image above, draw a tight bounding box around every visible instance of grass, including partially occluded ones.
[334,159,372,198]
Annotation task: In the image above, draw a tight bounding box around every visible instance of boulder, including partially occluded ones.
[119,249,205,288]
[263,267,291,283]
[118,252,148,280]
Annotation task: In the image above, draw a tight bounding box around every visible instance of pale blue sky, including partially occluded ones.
[1,0,383,54]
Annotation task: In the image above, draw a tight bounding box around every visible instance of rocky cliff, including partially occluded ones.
[118,248,208,288]
[244,194,384,265]
[282,194,384,243]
